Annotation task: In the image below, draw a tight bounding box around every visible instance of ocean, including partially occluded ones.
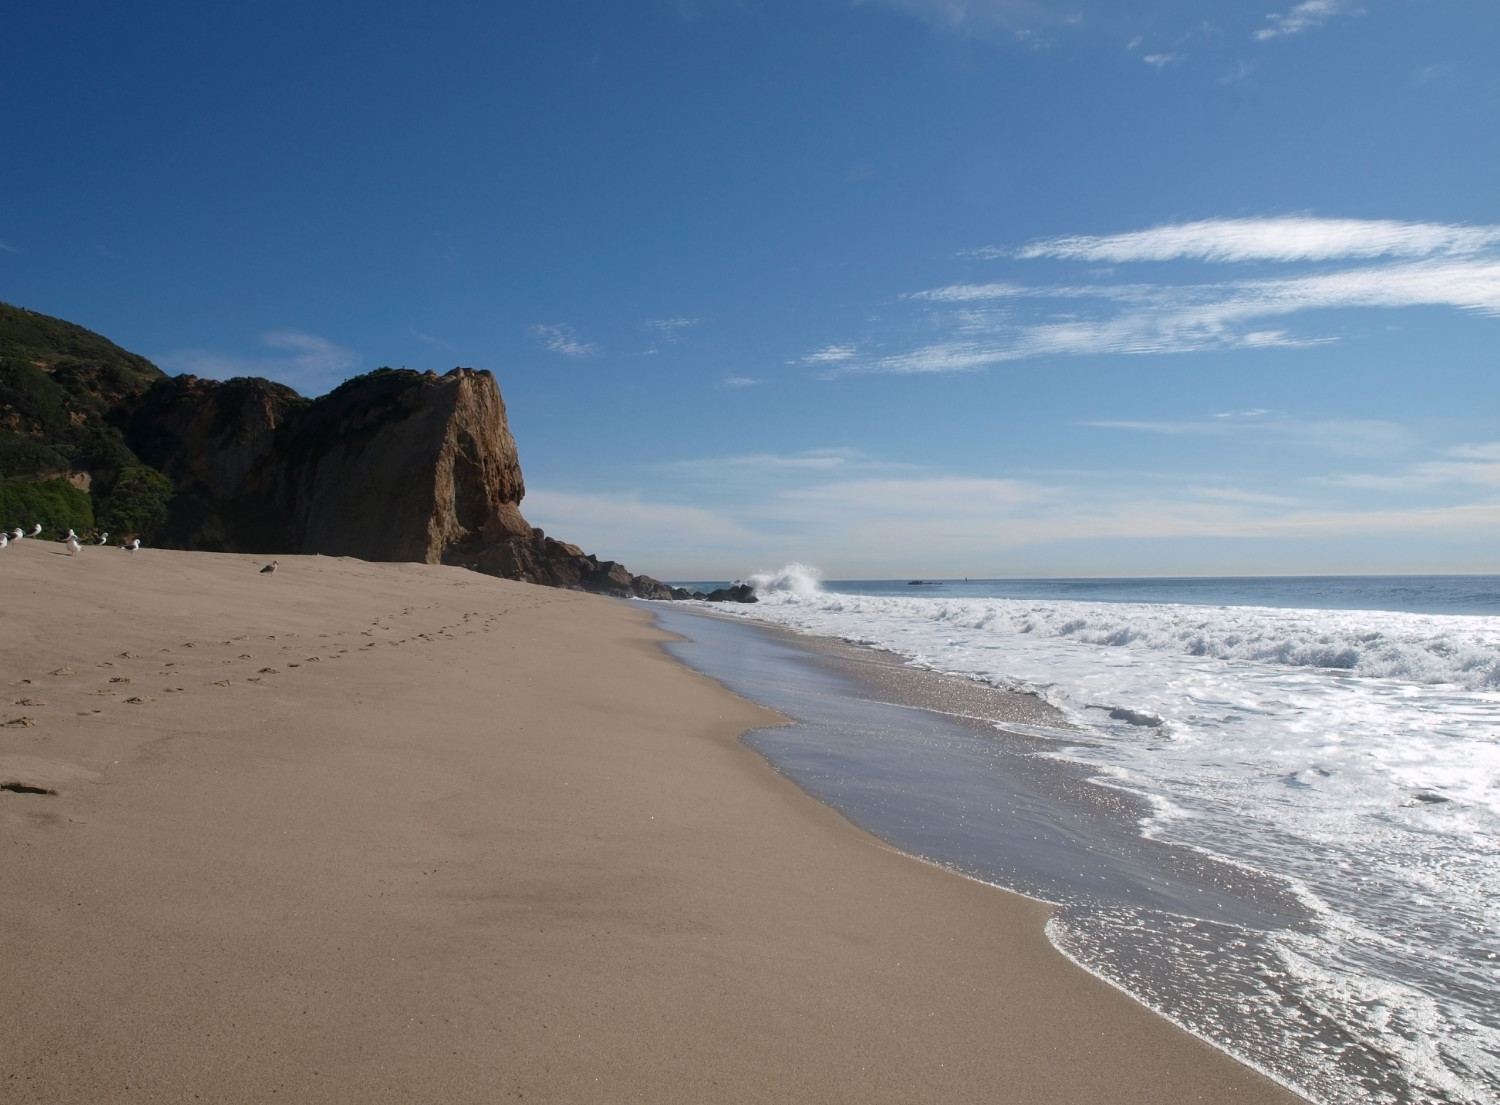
[657,570,1500,1105]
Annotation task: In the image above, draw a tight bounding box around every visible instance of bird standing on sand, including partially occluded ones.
[124,538,140,552]
[10,528,24,541]
[260,560,278,575]
[95,531,109,545]
[0,533,8,549]
[65,535,82,555]
[65,528,77,541]
[28,524,41,537]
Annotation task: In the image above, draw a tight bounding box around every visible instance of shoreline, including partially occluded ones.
[2,544,1303,1103]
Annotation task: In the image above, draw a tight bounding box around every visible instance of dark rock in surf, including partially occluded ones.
[702,583,758,603]
[1109,707,1164,728]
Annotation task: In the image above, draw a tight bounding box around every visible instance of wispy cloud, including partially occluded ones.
[1254,0,1360,41]
[410,328,457,352]
[719,376,762,389]
[645,317,698,339]
[1085,416,1415,458]
[531,323,599,358]
[824,218,1500,376]
[1142,52,1182,70]
[158,331,360,397]
[859,0,1053,35]
[1319,442,1500,491]
[668,447,921,476]
[529,439,1500,578]
[634,316,700,355]
[1014,217,1500,264]
[0,238,19,255]
[800,343,860,365]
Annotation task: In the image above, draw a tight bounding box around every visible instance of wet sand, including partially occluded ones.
[1,543,1304,1103]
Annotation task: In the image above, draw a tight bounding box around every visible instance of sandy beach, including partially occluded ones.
[1,543,1304,1104]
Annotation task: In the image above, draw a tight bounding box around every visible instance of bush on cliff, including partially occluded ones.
[0,478,95,536]
[97,465,173,538]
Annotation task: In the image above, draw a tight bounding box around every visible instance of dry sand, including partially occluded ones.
[0,541,1306,1104]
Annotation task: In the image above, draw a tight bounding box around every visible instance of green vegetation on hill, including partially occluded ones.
[0,302,175,537]
[0,477,95,536]
[0,302,165,480]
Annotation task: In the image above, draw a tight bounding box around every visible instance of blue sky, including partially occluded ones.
[4,0,1498,578]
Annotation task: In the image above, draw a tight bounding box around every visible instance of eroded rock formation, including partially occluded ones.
[126,367,685,599]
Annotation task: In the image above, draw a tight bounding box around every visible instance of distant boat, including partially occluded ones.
[907,579,940,586]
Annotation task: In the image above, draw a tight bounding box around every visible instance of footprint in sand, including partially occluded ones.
[50,668,76,677]
[238,654,253,660]
[211,679,232,687]
[258,667,279,675]
[124,696,152,705]
[3,717,37,728]
[109,677,131,684]
[14,698,45,707]
[118,652,139,659]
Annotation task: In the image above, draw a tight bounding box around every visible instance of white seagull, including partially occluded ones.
[28,524,41,537]
[0,533,8,549]
[10,528,23,541]
[260,560,279,575]
[95,531,109,545]
[124,538,141,552]
[65,535,82,555]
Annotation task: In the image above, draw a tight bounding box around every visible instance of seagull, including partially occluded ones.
[0,533,8,549]
[65,528,78,541]
[260,560,279,575]
[124,538,140,552]
[10,528,23,541]
[65,535,82,555]
[28,524,41,537]
[95,531,109,545]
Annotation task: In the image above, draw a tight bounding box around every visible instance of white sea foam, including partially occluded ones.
[746,561,822,597]
[719,569,1500,1104]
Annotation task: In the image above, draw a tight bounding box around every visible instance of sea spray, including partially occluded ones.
[747,562,823,598]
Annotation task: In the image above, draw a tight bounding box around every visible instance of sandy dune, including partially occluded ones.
[0,541,1304,1103]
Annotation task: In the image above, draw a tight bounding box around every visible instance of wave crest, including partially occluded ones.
[747,562,823,598]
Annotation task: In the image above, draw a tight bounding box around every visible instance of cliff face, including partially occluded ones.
[1,303,682,598]
[125,366,682,599]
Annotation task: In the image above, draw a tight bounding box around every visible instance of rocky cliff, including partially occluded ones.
[2,303,686,599]
[127,366,685,598]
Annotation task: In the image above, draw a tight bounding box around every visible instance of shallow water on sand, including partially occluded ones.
[653,592,1500,1105]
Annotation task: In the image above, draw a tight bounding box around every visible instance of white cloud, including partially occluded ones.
[1320,442,1500,491]
[0,238,19,255]
[719,376,762,388]
[836,255,1500,374]
[158,331,360,397]
[1142,52,1181,69]
[531,323,599,358]
[532,434,1500,577]
[1254,0,1360,41]
[800,343,860,364]
[1014,217,1500,264]
[642,317,699,348]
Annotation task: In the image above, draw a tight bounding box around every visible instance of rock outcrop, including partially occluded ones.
[124,366,685,598]
[2,303,691,598]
